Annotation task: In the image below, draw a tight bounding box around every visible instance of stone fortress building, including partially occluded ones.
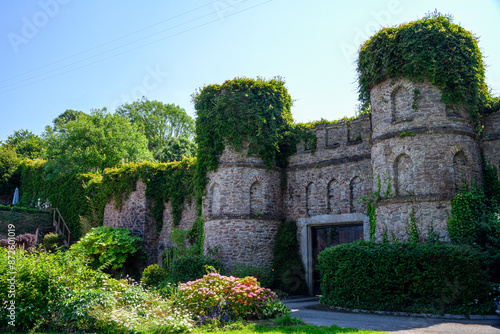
[103,15,500,293]
[104,77,500,294]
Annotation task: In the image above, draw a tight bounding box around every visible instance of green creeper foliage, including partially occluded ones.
[357,13,498,124]
[70,226,144,271]
[272,221,307,295]
[193,77,292,205]
[447,159,500,281]
[0,146,21,196]
[18,158,195,239]
[447,184,485,244]
[192,77,317,209]
[318,241,495,314]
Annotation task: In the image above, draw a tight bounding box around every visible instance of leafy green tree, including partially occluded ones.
[4,129,45,159]
[52,109,87,131]
[44,109,152,175]
[154,136,196,163]
[116,98,195,155]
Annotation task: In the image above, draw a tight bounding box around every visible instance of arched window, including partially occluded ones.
[395,154,413,196]
[327,179,339,213]
[306,182,319,216]
[210,183,221,215]
[350,177,363,213]
[392,87,412,122]
[250,181,264,215]
[453,151,468,191]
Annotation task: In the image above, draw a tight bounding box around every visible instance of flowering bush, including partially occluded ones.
[89,284,194,334]
[0,247,194,333]
[174,273,286,319]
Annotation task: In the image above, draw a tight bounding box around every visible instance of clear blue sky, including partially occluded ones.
[1,0,499,142]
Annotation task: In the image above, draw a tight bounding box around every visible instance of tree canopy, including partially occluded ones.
[52,109,87,131]
[3,129,45,159]
[116,98,195,157]
[44,109,152,175]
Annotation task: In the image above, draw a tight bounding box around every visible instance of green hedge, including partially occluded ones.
[272,221,307,295]
[318,241,496,314]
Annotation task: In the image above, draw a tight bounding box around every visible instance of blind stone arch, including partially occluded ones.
[327,179,340,213]
[395,154,413,196]
[350,176,363,213]
[306,182,319,216]
[250,181,264,215]
[453,151,468,191]
[392,86,412,121]
[210,182,221,215]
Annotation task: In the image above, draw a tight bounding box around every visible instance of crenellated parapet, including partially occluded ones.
[285,115,372,219]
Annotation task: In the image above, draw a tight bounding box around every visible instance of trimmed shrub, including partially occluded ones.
[166,254,224,283]
[318,241,496,315]
[141,264,168,288]
[42,232,65,251]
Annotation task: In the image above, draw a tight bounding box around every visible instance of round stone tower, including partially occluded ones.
[370,78,482,241]
[194,77,292,269]
[202,147,283,268]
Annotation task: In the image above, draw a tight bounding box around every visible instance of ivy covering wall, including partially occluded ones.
[357,12,499,125]
[18,159,195,239]
[192,77,316,206]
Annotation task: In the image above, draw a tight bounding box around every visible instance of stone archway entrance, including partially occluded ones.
[298,213,369,296]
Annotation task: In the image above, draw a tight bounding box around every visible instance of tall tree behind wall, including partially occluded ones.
[116,98,196,162]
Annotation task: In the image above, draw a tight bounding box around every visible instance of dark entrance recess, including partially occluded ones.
[312,223,363,295]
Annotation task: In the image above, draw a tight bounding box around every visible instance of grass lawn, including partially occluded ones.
[195,317,387,334]
[0,321,388,334]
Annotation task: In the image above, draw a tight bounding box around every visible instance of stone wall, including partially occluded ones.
[103,180,197,265]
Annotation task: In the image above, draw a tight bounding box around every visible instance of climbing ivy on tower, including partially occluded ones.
[357,12,498,126]
[192,77,303,208]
